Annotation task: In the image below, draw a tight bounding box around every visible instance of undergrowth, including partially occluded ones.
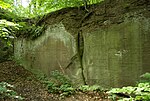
[0,82,24,100]
[41,71,150,100]
[43,70,74,97]
[107,73,150,101]
[43,70,104,98]
[140,72,150,83]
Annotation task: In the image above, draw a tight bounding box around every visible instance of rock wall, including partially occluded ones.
[14,0,150,88]
[83,17,150,87]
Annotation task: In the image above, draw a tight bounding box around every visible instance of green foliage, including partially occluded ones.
[0,19,21,46]
[0,82,24,100]
[59,84,75,96]
[44,70,74,97]
[17,22,46,39]
[140,73,150,83]
[3,0,14,5]
[44,70,104,97]
[0,0,104,39]
[50,70,72,85]
[0,1,11,9]
[46,82,60,93]
[78,85,103,92]
[2,0,104,18]
[46,82,75,97]
[12,5,33,18]
[29,0,104,16]
[107,83,150,101]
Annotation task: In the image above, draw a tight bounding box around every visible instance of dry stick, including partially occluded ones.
[82,0,90,12]
[65,53,78,69]
[57,60,65,74]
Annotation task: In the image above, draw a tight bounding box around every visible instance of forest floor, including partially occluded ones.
[1,0,148,100]
[0,61,110,101]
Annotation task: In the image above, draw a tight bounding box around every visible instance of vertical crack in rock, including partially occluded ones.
[76,11,93,85]
[76,30,87,85]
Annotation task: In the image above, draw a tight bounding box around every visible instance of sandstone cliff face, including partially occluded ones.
[14,0,150,88]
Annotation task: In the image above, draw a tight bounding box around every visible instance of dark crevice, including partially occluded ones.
[75,11,93,85]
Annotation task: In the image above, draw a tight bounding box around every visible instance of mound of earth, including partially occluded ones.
[0,61,56,101]
[0,61,110,101]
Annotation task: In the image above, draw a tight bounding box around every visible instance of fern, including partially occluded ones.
[140,73,150,83]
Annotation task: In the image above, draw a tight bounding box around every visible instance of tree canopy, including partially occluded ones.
[0,0,104,46]
[1,0,104,18]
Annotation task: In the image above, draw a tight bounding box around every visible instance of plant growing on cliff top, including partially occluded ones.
[29,0,104,16]
[0,1,10,9]
[2,0,104,18]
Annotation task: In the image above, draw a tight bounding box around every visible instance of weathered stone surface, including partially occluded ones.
[14,0,150,88]
[14,23,84,84]
[14,17,150,88]
[83,17,150,88]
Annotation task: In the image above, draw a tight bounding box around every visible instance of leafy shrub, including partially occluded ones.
[46,82,75,97]
[140,72,150,83]
[59,84,75,97]
[78,85,103,92]
[28,0,104,17]
[0,19,21,47]
[17,22,46,39]
[107,83,150,101]
[46,70,74,97]
[50,70,72,86]
[0,82,24,100]
[46,70,104,97]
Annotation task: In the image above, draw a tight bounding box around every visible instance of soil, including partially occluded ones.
[0,61,54,101]
[1,0,150,100]
[0,61,110,101]
[37,0,150,35]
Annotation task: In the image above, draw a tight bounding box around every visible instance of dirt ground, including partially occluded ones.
[0,61,110,101]
[0,61,55,101]
[1,0,149,100]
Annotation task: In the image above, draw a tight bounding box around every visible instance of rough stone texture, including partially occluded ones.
[83,17,150,88]
[14,0,150,88]
[14,17,150,88]
[14,23,83,84]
